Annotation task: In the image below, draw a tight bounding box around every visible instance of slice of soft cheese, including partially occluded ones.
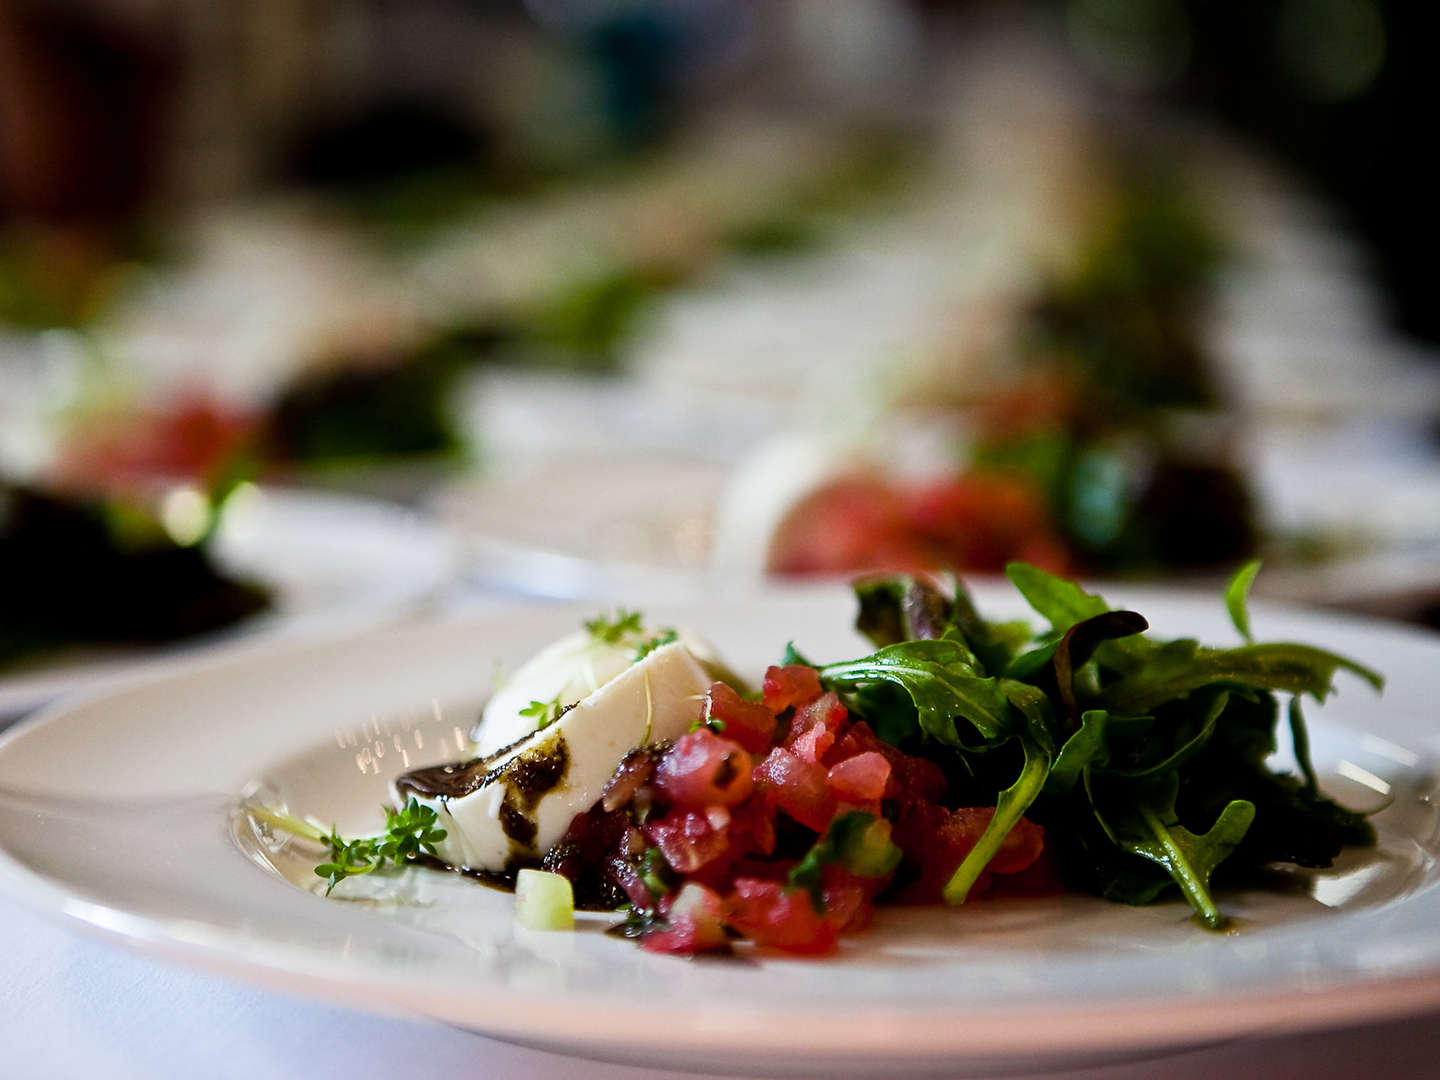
[476,629,648,756]
[394,641,711,872]
[477,626,735,756]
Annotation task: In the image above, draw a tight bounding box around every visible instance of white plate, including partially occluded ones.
[0,586,1437,1077]
[0,486,458,717]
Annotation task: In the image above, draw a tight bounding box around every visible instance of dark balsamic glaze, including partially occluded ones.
[394,733,570,804]
[395,733,572,860]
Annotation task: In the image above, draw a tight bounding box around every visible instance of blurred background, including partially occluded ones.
[3,0,1438,683]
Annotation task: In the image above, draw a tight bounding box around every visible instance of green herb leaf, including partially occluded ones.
[1097,690,1227,780]
[1005,562,1148,672]
[1287,696,1319,794]
[789,811,902,912]
[1045,710,1111,795]
[820,639,1014,747]
[1006,562,1109,629]
[584,609,644,645]
[1225,559,1263,643]
[1089,772,1253,929]
[255,797,446,896]
[520,695,565,729]
[944,732,1051,904]
[634,628,678,660]
[1095,642,1383,714]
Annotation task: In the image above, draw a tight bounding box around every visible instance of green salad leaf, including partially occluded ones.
[820,639,1015,747]
[805,563,1382,929]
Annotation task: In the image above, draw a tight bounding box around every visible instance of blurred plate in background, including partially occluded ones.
[0,486,458,717]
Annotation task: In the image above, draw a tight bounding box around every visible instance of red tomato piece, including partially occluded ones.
[786,691,848,762]
[986,816,1046,875]
[820,883,873,933]
[752,747,837,833]
[645,807,732,874]
[761,665,824,713]
[642,882,732,955]
[826,751,891,802]
[823,721,947,804]
[726,798,778,858]
[726,878,837,955]
[655,729,754,808]
[703,682,778,753]
[789,723,835,763]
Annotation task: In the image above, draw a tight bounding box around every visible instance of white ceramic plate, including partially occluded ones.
[0,486,458,717]
[0,586,1437,1077]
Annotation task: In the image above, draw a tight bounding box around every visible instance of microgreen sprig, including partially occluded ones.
[250,798,447,895]
[584,609,644,644]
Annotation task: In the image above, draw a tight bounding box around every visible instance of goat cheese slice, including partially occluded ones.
[394,640,711,872]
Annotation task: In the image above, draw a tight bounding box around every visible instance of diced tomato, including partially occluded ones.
[889,803,1045,904]
[654,729,754,808]
[986,841,1064,897]
[726,798,777,858]
[890,803,991,904]
[791,691,848,738]
[762,664,824,713]
[642,883,731,954]
[826,751,891,802]
[603,853,655,910]
[985,816,1046,875]
[645,807,732,874]
[824,721,947,804]
[819,871,875,933]
[726,878,837,955]
[703,683,777,753]
[786,691,848,762]
[789,722,834,763]
[752,747,836,833]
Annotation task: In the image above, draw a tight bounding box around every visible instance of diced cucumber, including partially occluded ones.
[838,816,903,878]
[514,869,575,930]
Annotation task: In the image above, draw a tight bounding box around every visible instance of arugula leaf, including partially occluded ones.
[820,639,1014,747]
[1045,709,1111,795]
[1089,771,1254,929]
[1095,642,1383,714]
[854,575,953,647]
[1005,562,1148,671]
[1225,559,1263,643]
[998,678,1059,756]
[1006,562,1110,629]
[1098,690,1228,779]
[944,732,1051,904]
[852,574,1027,674]
[1287,695,1319,794]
